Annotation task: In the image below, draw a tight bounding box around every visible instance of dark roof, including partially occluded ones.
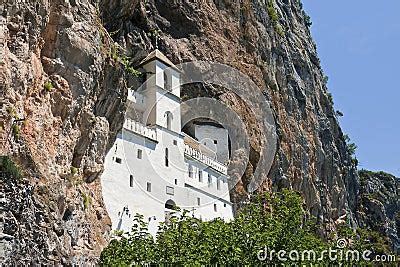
[138,49,181,72]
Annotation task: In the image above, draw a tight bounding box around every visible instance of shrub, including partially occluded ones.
[44,81,54,92]
[0,156,23,181]
[100,190,328,265]
[344,134,357,156]
[343,134,358,167]
[109,44,142,77]
[351,157,359,167]
[327,92,334,105]
[267,0,285,37]
[6,106,17,118]
[12,124,20,138]
[70,166,78,176]
[336,110,344,117]
[304,13,312,27]
[274,23,285,37]
[82,192,92,210]
[112,229,125,237]
[267,1,279,23]
[323,75,329,85]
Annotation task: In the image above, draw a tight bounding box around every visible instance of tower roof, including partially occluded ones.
[138,49,181,72]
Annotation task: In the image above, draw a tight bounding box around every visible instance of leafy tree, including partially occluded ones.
[100,190,330,265]
[100,190,394,265]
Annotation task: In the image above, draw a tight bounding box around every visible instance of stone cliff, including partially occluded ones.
[0,0,398,264]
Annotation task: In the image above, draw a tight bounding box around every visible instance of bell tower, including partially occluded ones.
[128,50,181,133]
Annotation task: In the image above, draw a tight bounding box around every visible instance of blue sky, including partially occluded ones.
[302,0,400,176]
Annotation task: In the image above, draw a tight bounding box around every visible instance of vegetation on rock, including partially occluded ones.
[343,134,358,166]
[0,156,23,181]
[267,0,285,37]
[43,81,54,92]
[82,192,92,210]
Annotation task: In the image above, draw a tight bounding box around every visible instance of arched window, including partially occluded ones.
[165,199,178,224]
[165,199,177,210]
[165,111,173,130]
[164,71,170,91]
[165,147,169,167]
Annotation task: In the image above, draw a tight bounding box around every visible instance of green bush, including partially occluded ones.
[304,13,312,27]
[274,23,285,37]
[12,124,20,138]
[323,75,329,85]
[70,166,78,176]
[0,156,23,181]
[44,81,54,92]
[100,189,394,265]
[100,190,328,265]
[327,92,334,105]
[109,44,142,77]
[6,105,17,119]
[267,1,279,23]
[82,192,92,210]
[344,134,357,156]
[267,0,285,37]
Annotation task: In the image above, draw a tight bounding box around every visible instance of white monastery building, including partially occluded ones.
[101,50,234,235]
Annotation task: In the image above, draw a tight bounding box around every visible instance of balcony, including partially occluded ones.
[184,137,228,175]
[123,118,157,142]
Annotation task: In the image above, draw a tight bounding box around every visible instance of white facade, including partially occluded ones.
[194,123,230,164]
[101,50,233,236]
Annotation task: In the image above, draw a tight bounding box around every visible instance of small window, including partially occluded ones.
[166,111,173,130]
[137,149,142,159]
[173,140,177,145]
[198,170,203,182]
[188,165,193,178]
[129,175,134,187]
[197,197,201,206]
[115,157,122,164]
[166,186,174,196]
[214,203,217,212]
[174,179,178,185]
[217,178,221,190]
[164,71,170,91]
[214,140,218,144]
[146,182,151,192]
[165,148,169,167]
[208,174,212,187]
[224,203,227,208]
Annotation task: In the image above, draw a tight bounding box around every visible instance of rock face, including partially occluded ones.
[1,0,127,264]
[0,0,397,264]
[357,170,400,252]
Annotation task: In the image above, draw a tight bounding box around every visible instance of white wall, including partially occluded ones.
[155,89,181,133]
[155,61,180,98]
[184,158,231,203]
[194,124,229,164]
[101,128,233,236]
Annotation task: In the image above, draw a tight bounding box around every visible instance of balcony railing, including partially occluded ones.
[183,135,215,158]
[123,118,157,141]
[184,144,228,175]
